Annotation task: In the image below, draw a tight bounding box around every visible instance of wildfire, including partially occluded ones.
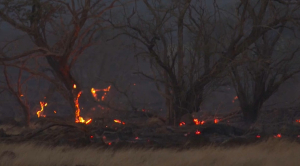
[214,119,220,124]
[91,85,111,101]
[75,91,92,124]
[179,122,186,126]
[232,96,238,103]
[37,101,47,118]
[85,119,92,124]
[193,119,205,125]
[274,134,281,138]
[114,119,125,124]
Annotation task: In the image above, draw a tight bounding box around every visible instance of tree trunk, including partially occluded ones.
[240,100,263,124]
[46,56,80,120]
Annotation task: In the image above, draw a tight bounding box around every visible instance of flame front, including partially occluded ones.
[74,91,92,124]
[37,101,47,118]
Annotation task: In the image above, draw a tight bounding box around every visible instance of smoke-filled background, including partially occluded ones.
[1,0,300,124]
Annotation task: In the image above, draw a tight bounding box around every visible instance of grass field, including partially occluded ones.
[0,138,299,166]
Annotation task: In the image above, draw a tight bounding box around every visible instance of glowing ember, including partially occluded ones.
[85,119,92,124]
[114,119,125,124]
[91,85,111,101]
[296,119,300,123]
[195,130,201,135]
[232,96,238,103]
[214,119,219,124]
[193,119,200,125]
[73,84,77,89]
[90,135,94,139]
[20,94,24,97]
[54,110,56,114]
[193,119,204,125]
[37,101,47,118]
[135,137,139,140]
[256,135,261,138]
[179,122,186,126]
[274,134,281,138]
[108,142,112,145]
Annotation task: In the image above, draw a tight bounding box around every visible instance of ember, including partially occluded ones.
[37,101,47,118]
[195,130,201,135]
[53,110,56,114]
[114,119,125,124]
[193,119,204,125]
[274,134,281,138]
[179,122,186,126]
[85,119,92,124]
[232,96,238,103]
[214,119,219,124]
[73,84,76,89]
[256,135,261,138]
[91,85,111,101]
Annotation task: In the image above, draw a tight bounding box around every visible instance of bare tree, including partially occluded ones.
[230,26,300,124]
[109,0,300,125]
[0,0,120,122]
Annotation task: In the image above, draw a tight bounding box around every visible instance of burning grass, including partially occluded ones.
[0,139,300,166]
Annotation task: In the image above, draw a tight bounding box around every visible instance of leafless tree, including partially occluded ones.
[109,0,300,125]
[0,0,121,122]
[230,26,300,124]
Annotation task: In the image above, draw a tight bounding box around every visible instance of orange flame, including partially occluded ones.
[114,119,125,124]
[179,122,186,126]
[195,130,201,135]
[91,85,111,101]
[274,134,281,138]
[73,84,77,89]
[214,119,219,124]
[193,119,205,125]
[85,119,92,124]
[232,96,238,103]
[75,91,92,124]
[37,101,47,118]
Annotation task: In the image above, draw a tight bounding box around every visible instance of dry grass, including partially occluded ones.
[0,139,299,166]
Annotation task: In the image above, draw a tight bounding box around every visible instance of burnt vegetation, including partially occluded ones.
[1,0,300,149]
